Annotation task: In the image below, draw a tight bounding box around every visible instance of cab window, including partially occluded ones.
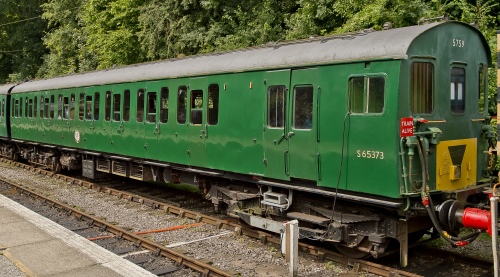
[451,67,465,114]
[410,62,434,114]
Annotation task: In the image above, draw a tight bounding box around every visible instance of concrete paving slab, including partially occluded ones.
[51,264,124,277]
[0,220,52,248]
[4,239,97,277]
[0,206,24,224]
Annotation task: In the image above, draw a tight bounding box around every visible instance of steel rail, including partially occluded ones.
[0,158,421,277]
[0,175,235,277]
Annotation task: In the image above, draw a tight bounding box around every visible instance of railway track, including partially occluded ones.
[0,174,234,277]
[0,158,495,276]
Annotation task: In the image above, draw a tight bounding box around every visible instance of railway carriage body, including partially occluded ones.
[0,21,494,265]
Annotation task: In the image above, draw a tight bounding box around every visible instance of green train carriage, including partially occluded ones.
[0,21,495,266]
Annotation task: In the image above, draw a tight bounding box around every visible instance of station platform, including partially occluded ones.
[0,194,155,277]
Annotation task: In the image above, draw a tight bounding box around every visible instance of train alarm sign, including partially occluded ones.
[400,117,414,137]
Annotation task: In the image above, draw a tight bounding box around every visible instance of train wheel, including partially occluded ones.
[334,239,389,259]
[51,160,62,173]
[334,244,371,259]
[11,152,19,162]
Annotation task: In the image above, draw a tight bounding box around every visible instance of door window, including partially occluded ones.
[293,85,313,129]
[190,90,203,125]
[177,86,187,124]
[268,85,286,128]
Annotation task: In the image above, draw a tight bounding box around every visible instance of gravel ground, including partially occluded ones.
[0,163,354,276]
[0,253,26,277]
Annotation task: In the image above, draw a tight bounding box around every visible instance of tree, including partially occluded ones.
[0,0,47,83]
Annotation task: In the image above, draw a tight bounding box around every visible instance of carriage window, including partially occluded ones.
[40,97,44,118]
[411,62,434,114]
[44,97,50,118]
[58,94,63,119]
[190,90,203,125]
[268,85,286,128]
[160,87,169,123]
[63,97,69,119]
[85,95,92,120]
[105,91,111,121]
[349,76,384,114]
[94,92,100,120]
[136,89,145,122]
[20,97,23,118]
[25,98,29,118]
[113,94,121,121]
[50,95,55,118]
[79,93,85,120]
[34,96,37,118]
[478,64,487,113]
[208,84,219,125]
[177,86,187,124]
[147,92,157,123]
[13,99,19,117]
[293,85,313,129]
[1,100,4,117]
[451,67,465,114]
[123,90,130,122]
[28,99,33,118]
[70,94,75,120]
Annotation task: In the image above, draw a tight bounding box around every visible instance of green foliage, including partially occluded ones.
[38,0,84,77]
[0,0,48,83]
[81,0,145,69]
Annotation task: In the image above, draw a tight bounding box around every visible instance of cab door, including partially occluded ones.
[187,77,207,167]
[263,70,290,180]
[287,68,319,181]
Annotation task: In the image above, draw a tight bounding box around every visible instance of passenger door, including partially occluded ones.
[187,77,207,167]
[263,70,290,180]
[287,68,318,181]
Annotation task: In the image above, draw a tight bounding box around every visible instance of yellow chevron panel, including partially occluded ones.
[436,138,477,191]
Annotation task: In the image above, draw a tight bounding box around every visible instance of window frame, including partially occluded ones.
[450,66,466,115]
[267,85,287,128]
[177,86,188,124]
[348,74,386,115]
[292,85,314,130]
[208,84,219,126]
[410,61,434,115]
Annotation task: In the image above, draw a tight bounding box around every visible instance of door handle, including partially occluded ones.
[288,131,295,138]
